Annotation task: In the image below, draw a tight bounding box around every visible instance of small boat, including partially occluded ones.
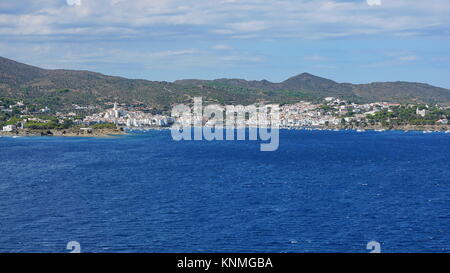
[423,130,433,134]
[357,129,366,133]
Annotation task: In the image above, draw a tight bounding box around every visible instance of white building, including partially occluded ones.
[416,108,428,117]
[2,125,16,132]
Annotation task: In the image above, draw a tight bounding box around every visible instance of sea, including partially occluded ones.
[0,130,449,253]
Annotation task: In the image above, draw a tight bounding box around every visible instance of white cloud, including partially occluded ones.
[0,0,449,40]
[150,49,199,58]
[212,44,233,51]
[365,52,420,68]
[66,0,82,6]
[212,29,235,35]
[399,55,417,62]
[304,55,327,61]
[228,21,268,32]
[221,55,264,63]
[367,0,382,6]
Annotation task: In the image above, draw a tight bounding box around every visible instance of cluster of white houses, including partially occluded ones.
[83,103,174,128]
[82,99,449,129]
[279,100,405,128]
[280,102,340,127]
[4,98,448,132]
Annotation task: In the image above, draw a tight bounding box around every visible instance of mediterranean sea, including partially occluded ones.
[0,130,449,253]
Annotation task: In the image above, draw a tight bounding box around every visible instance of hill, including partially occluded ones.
[176,73,450,105]
[1,56,449,111]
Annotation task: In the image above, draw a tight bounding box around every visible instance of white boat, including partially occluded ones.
[423,130,433,134]
[357,129,366,133]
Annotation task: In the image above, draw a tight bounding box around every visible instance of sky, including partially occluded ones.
[1,0,450,88]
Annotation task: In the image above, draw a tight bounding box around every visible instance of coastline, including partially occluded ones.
[0,128,127,138]
[324,124,450,132]
[1,124,449,139]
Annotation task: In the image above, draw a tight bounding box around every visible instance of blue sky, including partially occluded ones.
[1,0,450,88]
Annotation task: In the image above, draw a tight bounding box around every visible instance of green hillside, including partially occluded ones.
[1,56,450,112]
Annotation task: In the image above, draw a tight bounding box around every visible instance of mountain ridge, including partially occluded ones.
[1,56,450,111]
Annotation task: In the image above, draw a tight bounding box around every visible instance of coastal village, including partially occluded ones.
[83,103,174,128]
[1,97,449,136]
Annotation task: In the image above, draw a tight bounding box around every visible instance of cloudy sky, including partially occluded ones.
[1,0,450,87]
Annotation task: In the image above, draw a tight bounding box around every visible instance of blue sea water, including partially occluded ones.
[0,130,449,253]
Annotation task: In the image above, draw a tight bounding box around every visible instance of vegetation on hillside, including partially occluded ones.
[1,56,450,113]
[367,105,450,126]
[91,123,117,129]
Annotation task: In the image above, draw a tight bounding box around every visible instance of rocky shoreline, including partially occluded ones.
[328,124,450,132]
[1,124,449,138]
[0,127,126,137]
